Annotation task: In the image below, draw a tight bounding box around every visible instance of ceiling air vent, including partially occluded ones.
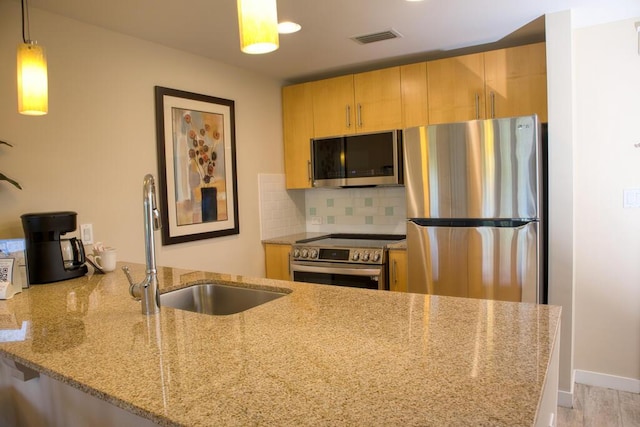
[351,29,403,45]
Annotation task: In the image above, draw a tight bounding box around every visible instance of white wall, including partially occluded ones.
[545,10,577,399]
[0,2,284,277]
[573,18,640,382]
[546,12,640,401]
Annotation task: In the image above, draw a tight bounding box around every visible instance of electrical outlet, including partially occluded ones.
[80,224,94,244]
[311,216,323,225]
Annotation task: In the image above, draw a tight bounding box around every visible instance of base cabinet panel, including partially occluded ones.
[265,243,292,280]
[388,249,408,293]
[0,360,157,427]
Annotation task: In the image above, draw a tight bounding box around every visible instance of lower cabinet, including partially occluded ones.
[264,243,292,281]
[388,249,408,292]
[0,358,157,427]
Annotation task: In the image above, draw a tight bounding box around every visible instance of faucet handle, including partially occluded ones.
[122,265,134,284]
[122,266,142,301]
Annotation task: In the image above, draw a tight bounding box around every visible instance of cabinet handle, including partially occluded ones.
[490,91,496,118]
[357,103,362,128]
[307,160,312,183]
[474,93,480,119]
[392,259,397,285]
[346,105,351,128]
[288,251,291,277]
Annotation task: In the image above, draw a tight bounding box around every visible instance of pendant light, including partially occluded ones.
[237,0,279,54]
[17,0,48,116]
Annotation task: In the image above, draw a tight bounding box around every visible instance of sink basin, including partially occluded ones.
[159,283,288,315]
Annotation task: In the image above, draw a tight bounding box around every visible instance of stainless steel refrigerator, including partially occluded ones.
[404,115,542,303]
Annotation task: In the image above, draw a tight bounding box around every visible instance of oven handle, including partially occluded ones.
[291,263,381,277]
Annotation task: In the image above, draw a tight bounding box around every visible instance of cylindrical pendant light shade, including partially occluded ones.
[237,0,279,54]
[17,42,48,116]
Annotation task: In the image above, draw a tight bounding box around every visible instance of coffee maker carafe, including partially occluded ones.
[21,211,88,284]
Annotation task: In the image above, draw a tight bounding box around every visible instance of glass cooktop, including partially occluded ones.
[296,234,405,249]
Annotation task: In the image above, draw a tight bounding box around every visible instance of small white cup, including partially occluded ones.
[91,248,117,272]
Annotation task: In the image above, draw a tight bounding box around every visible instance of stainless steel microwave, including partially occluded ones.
[311,129,403,188]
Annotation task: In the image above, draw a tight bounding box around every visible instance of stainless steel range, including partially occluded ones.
[290,234,405,290]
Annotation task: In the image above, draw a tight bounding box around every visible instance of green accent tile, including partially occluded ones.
[385,206,394,216]
[345,207,353,216]
[309,207,316,215]
[327,216,335,224]
[365,198,373,207]
[365,216,374,225]
[326,199,334,207]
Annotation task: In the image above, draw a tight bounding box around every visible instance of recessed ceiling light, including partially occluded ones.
[278,21,302,34]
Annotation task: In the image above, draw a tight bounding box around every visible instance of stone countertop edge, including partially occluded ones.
[261,232,327,245]
[262,232,407,249]
[0,262,560,426]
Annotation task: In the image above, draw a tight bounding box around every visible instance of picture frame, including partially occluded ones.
[154,86,239,245]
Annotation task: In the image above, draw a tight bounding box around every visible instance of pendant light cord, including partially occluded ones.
[21,0,30,44]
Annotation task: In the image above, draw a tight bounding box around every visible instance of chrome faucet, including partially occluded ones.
[122,174,161,315]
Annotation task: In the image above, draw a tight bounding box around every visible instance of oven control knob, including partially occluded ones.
[362,252,370,262]
[372,252,381,262]
[310,249,318,259]
[301,249,309,258]
[351,251,360,261]
[293,248,301,258]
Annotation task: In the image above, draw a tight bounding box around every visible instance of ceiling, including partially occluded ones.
[24,0,640,83]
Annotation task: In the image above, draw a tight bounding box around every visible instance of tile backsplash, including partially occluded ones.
[258,174,305,240]
[305,186,406,234]
[258,174,406,239]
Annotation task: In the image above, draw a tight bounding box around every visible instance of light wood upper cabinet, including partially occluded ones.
[388,249,408,293]
[282,44,548,189]
[264,243,291,281]
[353,67,403,133]
[484,42,548,122]
[311,75,355,137]
[427,53,486,125]
[311,67,402,138]
[282,83,314,189]
[400,62,429,128]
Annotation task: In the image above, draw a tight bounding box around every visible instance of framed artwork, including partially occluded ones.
[154,86,239,245]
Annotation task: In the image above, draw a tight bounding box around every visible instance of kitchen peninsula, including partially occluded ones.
[0,263,560,426]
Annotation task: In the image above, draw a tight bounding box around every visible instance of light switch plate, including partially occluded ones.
[80,223,94,244]
[623,188,640,208]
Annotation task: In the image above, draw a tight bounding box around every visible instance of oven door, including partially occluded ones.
[290,261,386,290]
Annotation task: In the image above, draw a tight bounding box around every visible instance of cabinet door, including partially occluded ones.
[388,249,408,292]
[484,42,548,122]
[264,244,291,280]
[282,83,314,189]
[427,53,485,124]
[400,62,429,128]
[353,67,403,132]
[311,75,355,137]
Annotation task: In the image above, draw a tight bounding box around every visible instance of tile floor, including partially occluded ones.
[556,383,640,426]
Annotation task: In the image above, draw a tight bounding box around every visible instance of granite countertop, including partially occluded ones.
[0,262,560,426]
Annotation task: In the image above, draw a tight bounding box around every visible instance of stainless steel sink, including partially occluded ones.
[159,283,288,315]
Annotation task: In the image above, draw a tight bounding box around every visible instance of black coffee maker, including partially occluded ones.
[21,211,88,284]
